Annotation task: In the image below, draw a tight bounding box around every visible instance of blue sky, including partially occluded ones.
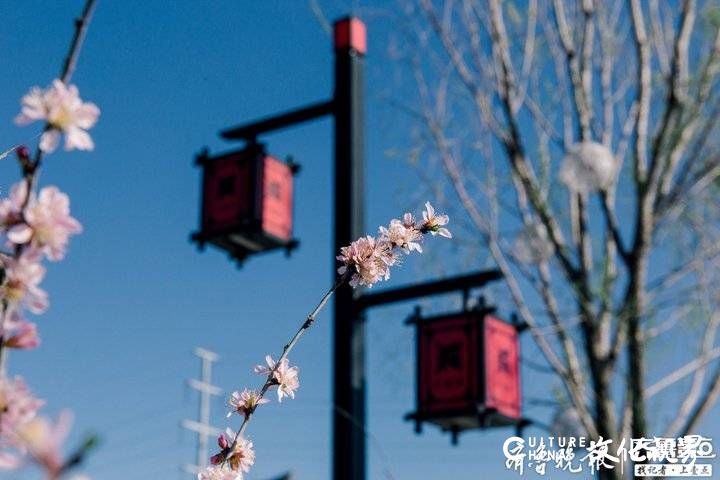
[0,1,716,479]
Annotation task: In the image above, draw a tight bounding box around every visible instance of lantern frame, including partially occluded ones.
[191,142,299,264]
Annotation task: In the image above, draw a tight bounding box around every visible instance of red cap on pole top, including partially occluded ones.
[333,17,367,55]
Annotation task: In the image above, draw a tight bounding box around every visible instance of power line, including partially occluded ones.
[181,347,222,477]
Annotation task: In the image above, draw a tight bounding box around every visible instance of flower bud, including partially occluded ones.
[15,145,30,159]
[4,322,40,349]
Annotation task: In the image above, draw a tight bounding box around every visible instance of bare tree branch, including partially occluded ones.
[676,364,720,436]
[629,0,652,182]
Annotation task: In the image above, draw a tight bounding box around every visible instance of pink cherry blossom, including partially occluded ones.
[1,255,49,314]
[336,203,450,287]
[209,429,255,475]
[15,411,72,477]
[421,202,451,238]
[402,212,417,228]
[336,235,397,288]
[379,219,423,254]
[210,433,228,466]
[198,465,243,480]
[16,80,100,153]
[4,184,82,261]
[226,389,269,418]
[14,87,47,124]
[226,431,255,474]
[0,376,44,437]
[254,355,299,402]
[3,320,40,350]
[0,451,22,470]
[0,182,27,229]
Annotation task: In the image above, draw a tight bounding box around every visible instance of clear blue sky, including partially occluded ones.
[0,2,716,480]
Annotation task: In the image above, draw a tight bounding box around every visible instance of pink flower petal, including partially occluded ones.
[39,129,61,153]
[7,224,33,244]
[64,126,94,151]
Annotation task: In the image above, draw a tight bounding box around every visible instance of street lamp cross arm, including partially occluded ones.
[221,99,335,141]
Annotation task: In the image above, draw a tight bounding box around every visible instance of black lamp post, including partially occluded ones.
[331,17,367,480]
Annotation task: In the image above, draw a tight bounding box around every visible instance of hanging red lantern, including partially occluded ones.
[407,306,524,443]
[192,143,298,264]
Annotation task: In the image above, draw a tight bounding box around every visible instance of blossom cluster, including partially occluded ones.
[199,355,300,479]
[0,178,82,351]
[337,202,451,287]
[0,377,77,477]
[0,78,98,479]
[200,203,450,479]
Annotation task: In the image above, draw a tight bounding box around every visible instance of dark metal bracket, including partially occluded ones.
[356,269,503,312]
[221,100,335,143]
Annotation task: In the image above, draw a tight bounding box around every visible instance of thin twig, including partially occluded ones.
[224,273,348,459]
[61,0,98,85]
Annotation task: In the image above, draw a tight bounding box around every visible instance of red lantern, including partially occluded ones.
[407,306,523,443]
[192,143,298,264]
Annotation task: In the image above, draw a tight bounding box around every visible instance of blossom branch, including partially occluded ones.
[228,273,348,448]
[0,2,100,477]
[0,0,98,374]
[24,0,98,185]
[203,203,451,479]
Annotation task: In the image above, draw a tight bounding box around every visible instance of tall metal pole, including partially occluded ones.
[332,17,366,480]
